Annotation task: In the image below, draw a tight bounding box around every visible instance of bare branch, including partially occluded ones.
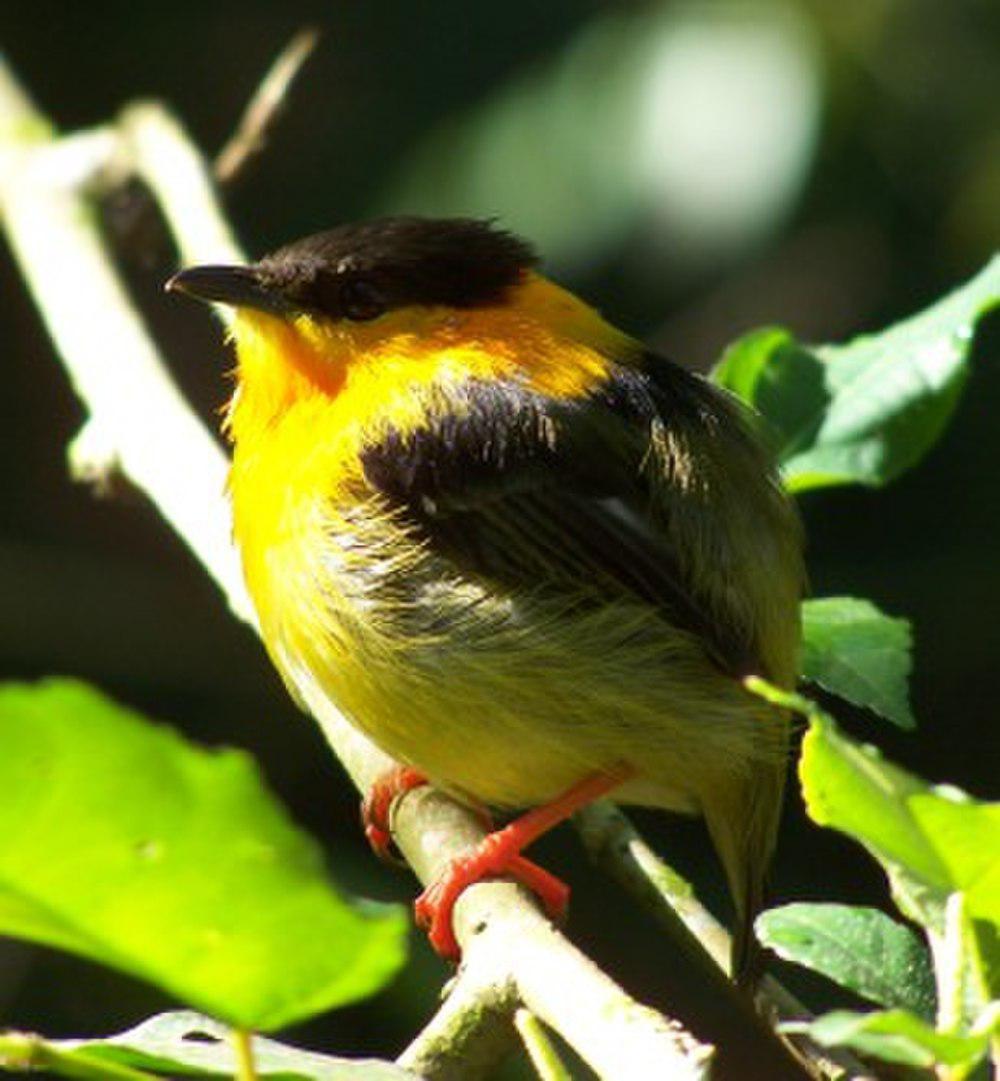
[119,101,244,272]
[0,88,247,622]
[398,950,518,1081]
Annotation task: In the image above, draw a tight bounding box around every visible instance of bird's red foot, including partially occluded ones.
[413,766,633,961]
[361,766,428,861]
[414,846,570,960]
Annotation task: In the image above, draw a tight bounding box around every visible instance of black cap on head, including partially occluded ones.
[168,217,538,323]
[259,216,538,322]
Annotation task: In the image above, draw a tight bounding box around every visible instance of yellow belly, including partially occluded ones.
[241,487,778,815]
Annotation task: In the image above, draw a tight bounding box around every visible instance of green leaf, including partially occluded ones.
[938,894,999,1038]
[756,903,935,1018]
[0,1012,419,1079]
[0,1033,159,1081]
[800,597,915,729]
[799,712,1000,940]
[713,327,828,459]
[784,1009,989,1070]
[714,255,1000,491]
[746,678,1000,1029]
[911,799,1000,932]
[0,680,407,1032]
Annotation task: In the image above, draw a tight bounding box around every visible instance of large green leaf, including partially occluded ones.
[783,1009,990,1070]
[714,255,1000,492]
[0,1012,419,1079]
[800,597,915,729]
[0,680,407,1031]
[756,903,935,1018]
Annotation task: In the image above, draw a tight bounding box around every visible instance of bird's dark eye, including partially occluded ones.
[338,277,387,321]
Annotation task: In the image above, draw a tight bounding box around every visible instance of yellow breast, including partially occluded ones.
[224,269,628,702]
[223,276,792,814]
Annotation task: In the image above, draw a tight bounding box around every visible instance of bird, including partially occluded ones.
[168,216,804,985]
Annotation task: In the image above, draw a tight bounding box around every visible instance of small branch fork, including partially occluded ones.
[0,35,859,1081]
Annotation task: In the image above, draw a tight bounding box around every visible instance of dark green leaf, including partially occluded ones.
[800,596,915,729]
[714,256,1000,492]
[783,1009,989,1069]
[10,1012,419,1080]
[756,903,935,1017]
[713,327,828,460]
[0,680,407,1031]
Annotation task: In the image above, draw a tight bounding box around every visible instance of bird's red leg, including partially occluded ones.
[361,766,429,861]
[414,765,634,960]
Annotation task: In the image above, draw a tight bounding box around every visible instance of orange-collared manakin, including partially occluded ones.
[169,217,804,984]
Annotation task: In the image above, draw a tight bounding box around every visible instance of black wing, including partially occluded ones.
[359,355,762,673]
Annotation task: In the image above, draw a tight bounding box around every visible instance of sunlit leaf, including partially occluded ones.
[799,712,1000,941]
[0,1012,418,1079]
[746,679,1000,1028]
[0,680,407,1032]
[783,1009,989,1069]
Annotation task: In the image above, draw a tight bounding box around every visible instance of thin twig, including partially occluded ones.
[575,803,731,969]
[0,50,714,1081]
[214,28,319,185]
[514,1009,572,1081]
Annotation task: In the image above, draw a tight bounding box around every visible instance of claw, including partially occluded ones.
[361,766,428,863]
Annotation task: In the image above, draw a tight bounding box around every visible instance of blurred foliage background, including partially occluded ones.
[1,0,998,1073]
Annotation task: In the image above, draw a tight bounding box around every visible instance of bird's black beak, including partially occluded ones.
[166,264,291,317]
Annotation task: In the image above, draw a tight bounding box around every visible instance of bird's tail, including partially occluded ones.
[703,750,787,990]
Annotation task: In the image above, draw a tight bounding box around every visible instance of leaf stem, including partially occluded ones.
[514,1009,572,1081]
[231,1028,258,1081]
